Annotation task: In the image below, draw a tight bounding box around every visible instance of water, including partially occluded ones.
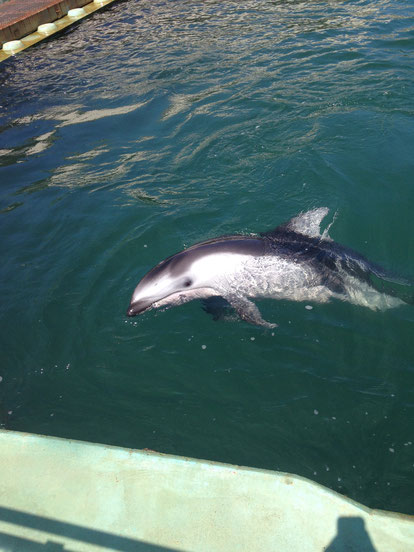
[1,0,413,514]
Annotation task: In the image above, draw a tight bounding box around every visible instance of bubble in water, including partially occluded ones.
[314,409,319,415]
[201,344,207,350]
[305,305,313,310]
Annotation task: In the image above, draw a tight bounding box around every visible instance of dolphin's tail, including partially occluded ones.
[338,251,414,306]
[366,264,414,305]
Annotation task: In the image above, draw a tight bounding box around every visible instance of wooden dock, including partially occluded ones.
[0,0,92,45]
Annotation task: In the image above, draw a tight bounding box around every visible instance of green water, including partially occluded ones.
[1,0,413,514]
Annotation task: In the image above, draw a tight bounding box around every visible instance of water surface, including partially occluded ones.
[1,0,413,514]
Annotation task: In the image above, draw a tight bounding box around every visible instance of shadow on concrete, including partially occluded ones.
[0,505,180,551]
[325,516,377,552]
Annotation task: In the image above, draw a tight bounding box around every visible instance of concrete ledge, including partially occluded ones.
[0,0,91,44]
[0,429,413,551]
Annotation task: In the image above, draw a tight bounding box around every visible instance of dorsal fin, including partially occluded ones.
[262,208,331,239]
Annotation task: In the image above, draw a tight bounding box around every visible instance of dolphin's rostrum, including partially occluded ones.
[127,208,411,328]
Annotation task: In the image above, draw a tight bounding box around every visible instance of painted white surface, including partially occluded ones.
[0,430,413,551]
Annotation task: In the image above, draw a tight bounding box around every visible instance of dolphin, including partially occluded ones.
[126,208,411,328]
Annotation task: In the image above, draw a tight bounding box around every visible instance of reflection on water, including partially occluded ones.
[1,0,412,208]
[0,0,413,515]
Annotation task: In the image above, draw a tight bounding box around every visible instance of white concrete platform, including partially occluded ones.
[0,430,412,551]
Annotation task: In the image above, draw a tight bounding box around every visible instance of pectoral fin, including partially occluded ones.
[225,295,278,329]
[201,297,232,321]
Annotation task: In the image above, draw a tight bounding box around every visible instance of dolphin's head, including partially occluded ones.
[126,246,218,317]
[126,236,265,318]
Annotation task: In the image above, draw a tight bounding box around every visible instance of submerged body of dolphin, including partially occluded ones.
[127,208,411,328]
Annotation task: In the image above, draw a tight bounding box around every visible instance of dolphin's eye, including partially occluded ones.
[183,278,192,287]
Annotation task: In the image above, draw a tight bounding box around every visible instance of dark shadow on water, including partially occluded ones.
[325,517,377,552]
[0,506,178,551]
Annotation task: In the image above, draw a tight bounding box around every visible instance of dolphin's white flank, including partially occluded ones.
[126,208,411,328]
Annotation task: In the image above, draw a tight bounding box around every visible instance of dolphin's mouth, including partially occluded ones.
[126,293,183,317]
[126,299,153,317]
[127,287,218,318]
[126,292,188,317]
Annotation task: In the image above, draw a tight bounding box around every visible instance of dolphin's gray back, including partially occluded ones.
[139,236,265,285]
